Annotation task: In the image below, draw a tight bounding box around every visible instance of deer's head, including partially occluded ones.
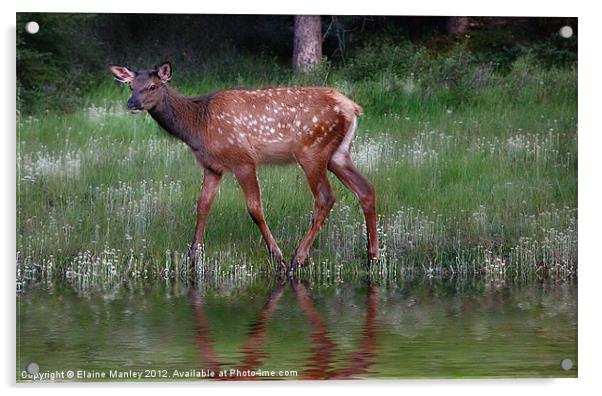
[108,62,172,111]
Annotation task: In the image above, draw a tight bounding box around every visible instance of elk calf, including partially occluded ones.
[109,62,379,269]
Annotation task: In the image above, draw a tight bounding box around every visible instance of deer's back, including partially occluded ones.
[201,87,362,168]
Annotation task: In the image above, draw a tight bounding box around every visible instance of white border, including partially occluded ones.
[3,1,600,395]
[13,0,581,16]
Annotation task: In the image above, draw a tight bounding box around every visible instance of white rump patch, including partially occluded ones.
[332,116,357,165]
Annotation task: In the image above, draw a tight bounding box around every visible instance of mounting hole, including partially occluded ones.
[559,25,573,39]
[25,21,39,34]
[25,362,39,375]
[560,358,573,371]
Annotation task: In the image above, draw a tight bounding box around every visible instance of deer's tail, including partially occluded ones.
[331,89,364,117]
[351,101,364,116]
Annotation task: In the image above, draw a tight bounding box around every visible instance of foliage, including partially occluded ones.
[529,32,578,68]
[16,14,576,114]
[17,13,102,112]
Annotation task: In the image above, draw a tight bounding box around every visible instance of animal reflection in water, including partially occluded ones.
[187,279,379,380]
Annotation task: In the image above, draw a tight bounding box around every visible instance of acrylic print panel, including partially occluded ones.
[16,13,577,382]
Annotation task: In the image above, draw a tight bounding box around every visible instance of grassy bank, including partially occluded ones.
[16,50,577,283]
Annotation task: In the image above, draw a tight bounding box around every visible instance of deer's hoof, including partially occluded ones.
[368,253,380,264]
[187,243,197,257]
[288,252,308,273]
[274,263,287,277]
[269,247,284,266]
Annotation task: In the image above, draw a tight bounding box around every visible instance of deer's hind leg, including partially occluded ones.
[290,158,336,269]
[328,116,379,262]
[233,164,284,268]
[328,152,379,262]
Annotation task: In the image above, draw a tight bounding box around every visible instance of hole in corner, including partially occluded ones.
[560,358,573,371]
[25,21,39,34]
[559,26,573,39]
[26,362,40,375]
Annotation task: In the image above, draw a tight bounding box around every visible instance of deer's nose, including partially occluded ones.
[127,97,141,110]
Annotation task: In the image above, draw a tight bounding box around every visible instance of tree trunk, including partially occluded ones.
[446,17,470,34]
[293,16,322,73]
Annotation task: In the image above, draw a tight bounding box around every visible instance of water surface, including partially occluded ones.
[17,276,577,381]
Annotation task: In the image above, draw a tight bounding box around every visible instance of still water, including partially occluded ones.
[17,276,577,381]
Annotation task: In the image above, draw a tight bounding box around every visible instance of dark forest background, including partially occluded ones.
[17,14,577,113]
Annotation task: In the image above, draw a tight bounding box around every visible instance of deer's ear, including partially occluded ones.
[108,64,135,83]
[156,61,172,82]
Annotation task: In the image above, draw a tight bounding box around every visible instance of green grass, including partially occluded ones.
[16,54,577,283]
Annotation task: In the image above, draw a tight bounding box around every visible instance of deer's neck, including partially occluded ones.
[148,88,208,151]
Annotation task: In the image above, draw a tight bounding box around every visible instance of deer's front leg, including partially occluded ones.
[189,168,222,264]
[233,165,284,268]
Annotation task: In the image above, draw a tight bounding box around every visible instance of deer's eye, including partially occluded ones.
[149,84,156,91]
